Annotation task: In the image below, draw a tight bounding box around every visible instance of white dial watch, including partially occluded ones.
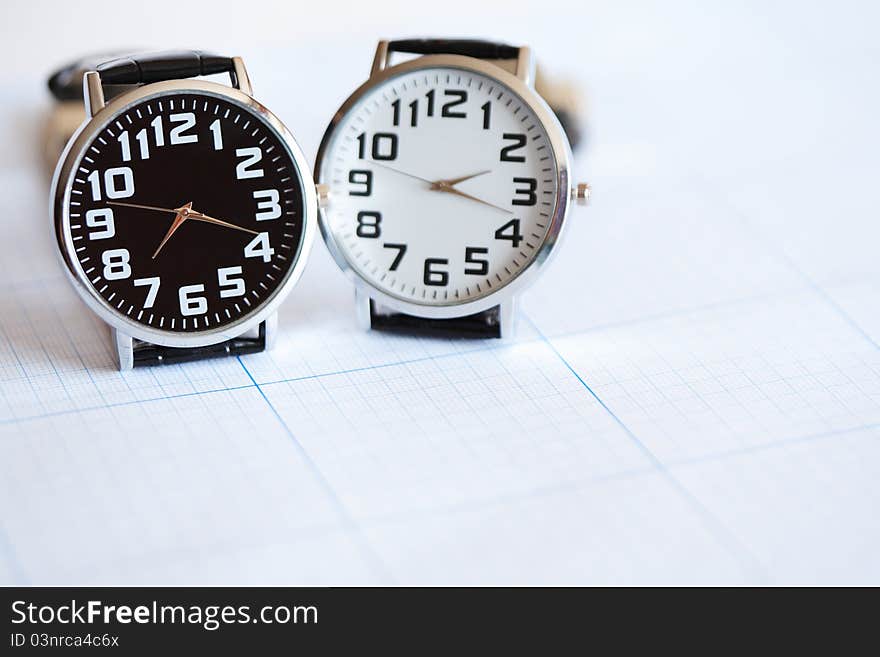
[315,38,589,338]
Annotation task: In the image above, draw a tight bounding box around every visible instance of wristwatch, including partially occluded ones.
[315,38,590,338]
[48,51,317,369]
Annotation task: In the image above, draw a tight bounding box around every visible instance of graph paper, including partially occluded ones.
[2,33,880,585]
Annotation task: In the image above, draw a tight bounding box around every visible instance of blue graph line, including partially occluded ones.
[523,314,770,582]
[701,178,880,352]
[236,356,394,584]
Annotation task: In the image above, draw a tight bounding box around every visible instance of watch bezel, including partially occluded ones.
[50,79,317,349]
[314,54,574,320]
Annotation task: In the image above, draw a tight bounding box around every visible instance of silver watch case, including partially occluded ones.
[314,53,574,322]
[51,77,317,350]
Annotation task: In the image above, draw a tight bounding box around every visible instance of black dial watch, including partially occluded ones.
[48,51,317,369]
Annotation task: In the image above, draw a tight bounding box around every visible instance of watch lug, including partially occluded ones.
[370,40,390,77]
[316,183,330,208]
[498,298,518,339]
[263,313,278,350]
[515,47,536,86]
[83,71,105,118]
[355,289,373,331]
[113,329,134,371]
[230,56,253,95]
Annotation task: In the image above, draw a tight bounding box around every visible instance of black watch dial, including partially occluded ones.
[63,91,307,333]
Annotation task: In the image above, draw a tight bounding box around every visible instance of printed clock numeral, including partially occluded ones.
[87,167,135,201]
[494,219,523,247]
[356,133,398,161]
[85,208,115,240]
[134,277,161,308]
[101,248,131,280]
[243,232,275,262]
[464,247,489,276]
[391,99,420,127]
[383,243,407,270]
[235,147,264,179]
[356,211,382,238]
[423,258,449,286]
[500,133,527,162]
[512,177,538,206]
[179,284,208,316]
[253,189,281,221]
[440,90,467,118]
[348,170,373,196]
[168,113,198,144]
[218,266,246,298]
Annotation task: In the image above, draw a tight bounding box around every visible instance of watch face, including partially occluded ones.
[60,89,309,334]
[318,65,563,307]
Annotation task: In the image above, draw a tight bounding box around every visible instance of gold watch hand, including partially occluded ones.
[433,185,513,214]
[434,170,491,187]
[372,163,510,212]
[152,202,192,259]
[187,211,259,235]
[108,201,181,215]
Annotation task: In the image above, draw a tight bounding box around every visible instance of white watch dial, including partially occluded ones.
[319,66,561,306]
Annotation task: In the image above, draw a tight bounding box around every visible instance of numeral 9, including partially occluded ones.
[85,208,115,240]
[348,170,373,196]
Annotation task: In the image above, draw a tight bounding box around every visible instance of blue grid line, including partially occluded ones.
[236,356,394,584]
[0,285,814,428]
[524,314,770,582]
[702,179,880,353]
[357,418,880,530]
[0,384,256,427]
[0,344,504,427]
[669,420,880,469]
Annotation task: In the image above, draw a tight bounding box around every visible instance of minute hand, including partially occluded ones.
[187,211,259,235]
[108,201,180,215]
[432,184,512,214]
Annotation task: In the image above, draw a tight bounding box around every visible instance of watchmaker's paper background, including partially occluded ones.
[0,0,879,584]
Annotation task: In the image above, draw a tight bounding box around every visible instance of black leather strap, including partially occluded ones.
[387,38,582,149]
[48,50,233,101]
[133,322,266,367]
[370,302,501,339]
[388,39,520,60]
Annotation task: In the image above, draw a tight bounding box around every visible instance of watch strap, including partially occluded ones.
[132,321,267,367]
[48,50,233,101]
[387,38,520,60]
[369,301,501,339]
[385,38,583,149]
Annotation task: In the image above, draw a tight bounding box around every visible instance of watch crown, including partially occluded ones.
[316,183,330,208]
[571,182,591,206]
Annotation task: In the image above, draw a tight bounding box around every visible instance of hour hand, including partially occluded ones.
[433,170,491,187]
[152,202,192,259]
